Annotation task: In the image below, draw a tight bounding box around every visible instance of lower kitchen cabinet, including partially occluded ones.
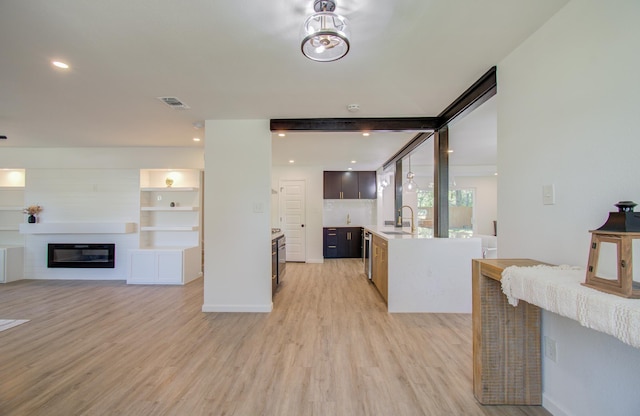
[128,246,201,285]
[323,227,362,258]
[371,235,388,303]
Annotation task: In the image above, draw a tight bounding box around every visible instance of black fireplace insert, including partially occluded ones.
[48,243,115,268]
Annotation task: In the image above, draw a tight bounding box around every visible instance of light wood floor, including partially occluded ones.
[0,259,551,416]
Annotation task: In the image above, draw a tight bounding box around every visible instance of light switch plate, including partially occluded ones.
[543,184,555,205]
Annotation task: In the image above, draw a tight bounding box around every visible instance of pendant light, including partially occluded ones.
[301,0,351,62]
[403,155,417,193]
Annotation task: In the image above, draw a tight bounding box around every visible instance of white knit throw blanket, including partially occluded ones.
[501,264,640,349]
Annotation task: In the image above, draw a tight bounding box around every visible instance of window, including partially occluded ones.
[417,188,475,236]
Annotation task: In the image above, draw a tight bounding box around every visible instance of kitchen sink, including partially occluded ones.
[382,231,412,235]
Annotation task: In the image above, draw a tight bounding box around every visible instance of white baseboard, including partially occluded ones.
[306,258,324,264]
[201,304,272,313]
[543,394,571,416]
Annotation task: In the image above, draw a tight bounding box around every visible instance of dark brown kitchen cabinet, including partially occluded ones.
[323,171,376,199]
[358,171,377,199]
[323,227,362,258]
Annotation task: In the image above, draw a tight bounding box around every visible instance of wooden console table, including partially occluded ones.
[472,259,545,405]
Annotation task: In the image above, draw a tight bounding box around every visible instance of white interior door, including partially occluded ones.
[280,180,306,262]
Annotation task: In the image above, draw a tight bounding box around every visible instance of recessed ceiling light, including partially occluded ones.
[278,133,286,137]
[362,132,370,137]
[289,160,295,164]
[494,172,498,176]
[351,160,356,164]
[193,137,201,142]
[52,60,69,69]
[447,149,454,153]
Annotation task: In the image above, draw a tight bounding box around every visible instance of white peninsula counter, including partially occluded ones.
[365,226,482,313]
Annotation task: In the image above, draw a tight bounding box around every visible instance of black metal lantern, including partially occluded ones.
[584,201,640,298]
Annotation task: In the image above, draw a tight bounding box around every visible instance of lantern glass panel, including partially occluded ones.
[634,239,640,284]
[595,241,618,281]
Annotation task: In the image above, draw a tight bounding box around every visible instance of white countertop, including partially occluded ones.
[364,225,434,240]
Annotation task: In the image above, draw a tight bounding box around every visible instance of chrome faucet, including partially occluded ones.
[399,205,416,233]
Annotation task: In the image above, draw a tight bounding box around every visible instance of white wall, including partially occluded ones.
[454,176,497,236]
[0,147,203,169]
[322,199,376,228]
[271,165,324,264]
[498,1,640,415]
[0,147,204,281]
[23,168,139,280]
[203,120,272,312]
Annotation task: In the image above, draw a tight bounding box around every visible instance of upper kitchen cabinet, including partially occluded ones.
[357,171,377,199]
[323,171,377,200]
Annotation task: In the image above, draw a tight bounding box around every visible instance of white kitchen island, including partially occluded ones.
[365,226,482,313]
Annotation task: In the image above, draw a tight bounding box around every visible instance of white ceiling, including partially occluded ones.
[0,0,567,169]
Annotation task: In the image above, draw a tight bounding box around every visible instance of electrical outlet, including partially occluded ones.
[544,336,557,362]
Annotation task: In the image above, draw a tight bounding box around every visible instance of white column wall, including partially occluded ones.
[203,120,272,312]
[498,1,640,415]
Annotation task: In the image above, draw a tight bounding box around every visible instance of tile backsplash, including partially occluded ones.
[323,199,376,227]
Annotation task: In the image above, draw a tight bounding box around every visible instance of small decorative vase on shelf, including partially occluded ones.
[28,214,36,223]
[165,178,174,187]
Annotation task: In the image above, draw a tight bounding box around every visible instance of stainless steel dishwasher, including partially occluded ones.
[277,235,286,284]
[363,230,372,281]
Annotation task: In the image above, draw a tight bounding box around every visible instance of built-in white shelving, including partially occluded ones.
[0,171,26,248]
[140,187,199,192]
[19,222,136,234]
[130,169,203,285]
[140,225,199,231]
[140,206,200,212]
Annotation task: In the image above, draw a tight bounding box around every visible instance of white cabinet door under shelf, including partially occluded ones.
[0,246,24,283]
[129,249,183,285]
[128,247,201,285]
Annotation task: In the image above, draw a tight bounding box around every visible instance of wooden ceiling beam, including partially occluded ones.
[269,117,441,133]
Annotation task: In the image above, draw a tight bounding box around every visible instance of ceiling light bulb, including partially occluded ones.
[52,61,69,69]
[351,160,356,164]
[193,137,201,142]
[289,160,295,164]
[278,133,286,137]
[362,132,370,137]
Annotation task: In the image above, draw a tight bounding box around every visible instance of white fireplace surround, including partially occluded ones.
[19,222,136,234]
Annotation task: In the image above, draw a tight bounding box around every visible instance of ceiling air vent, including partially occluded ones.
[157,96,190,110]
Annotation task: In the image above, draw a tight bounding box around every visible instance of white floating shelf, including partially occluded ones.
[19,222,137,234]
[140,226,199,231]
[140,187,199,192]
[140,206,199,211]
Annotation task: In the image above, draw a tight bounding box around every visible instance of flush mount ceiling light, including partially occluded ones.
[301,0,351,62]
